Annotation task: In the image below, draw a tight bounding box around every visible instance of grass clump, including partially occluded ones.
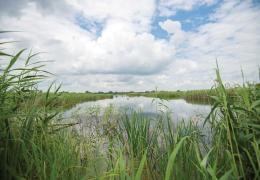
[0,35,85,179]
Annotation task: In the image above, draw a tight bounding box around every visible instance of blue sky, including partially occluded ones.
[0,0,259,92]
[152,1,222,39]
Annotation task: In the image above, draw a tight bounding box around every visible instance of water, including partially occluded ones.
[63,95,211,123]
[62,95,212,145]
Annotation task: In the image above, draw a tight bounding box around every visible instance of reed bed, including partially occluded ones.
[35,92,113,109]
[124,87,240,105]
[1,33,259,179]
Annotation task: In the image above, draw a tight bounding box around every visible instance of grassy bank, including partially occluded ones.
[124,89,213,105]
[123,87,248,105]
[1,35,259,179]
[35,92,113,109]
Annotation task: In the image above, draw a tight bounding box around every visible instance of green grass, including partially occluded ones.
[1,32,259,179]
[35,92,113,109]
[124,90,213,105]
[123,88,241,105]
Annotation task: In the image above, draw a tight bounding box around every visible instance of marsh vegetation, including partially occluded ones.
[0,33,259,180]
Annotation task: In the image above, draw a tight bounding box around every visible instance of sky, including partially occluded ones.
[0,0,259,92]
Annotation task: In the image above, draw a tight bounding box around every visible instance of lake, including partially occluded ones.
[63,95,211,124]
[61,95,213,146]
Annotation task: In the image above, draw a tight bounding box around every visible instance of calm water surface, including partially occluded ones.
[64,96,211,123]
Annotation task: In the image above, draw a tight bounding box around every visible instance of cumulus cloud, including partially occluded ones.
[67,0,156,32]
[0,1,173,75]
[0,0,259,91]
[159,20,185,46]
[159,0,260,90]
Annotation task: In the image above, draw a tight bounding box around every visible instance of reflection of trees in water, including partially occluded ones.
[184,97,211,105]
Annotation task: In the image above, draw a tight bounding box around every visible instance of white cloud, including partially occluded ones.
[0,0,175,91]
[0,1,173,74]
[158,0,217,16]
[159,0,260,90]
[67,0,156,32]
[159,20,185,46]
[0,0,259,92]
